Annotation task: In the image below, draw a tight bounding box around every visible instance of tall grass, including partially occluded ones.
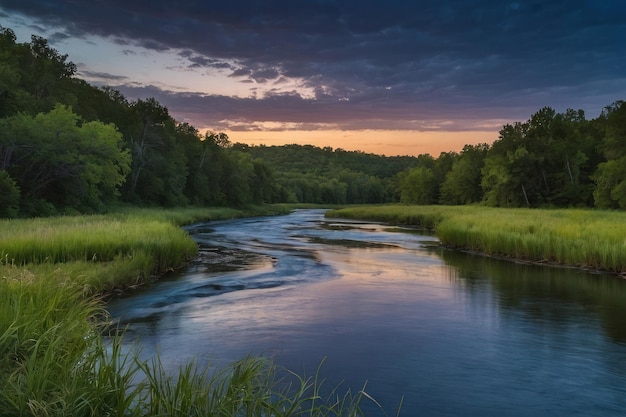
[0,205,292,294]
[1,205,390,416]
[138,355,378,417]
[326,205,456,230]
[0,269,115,416]
[1,267,383,416]
[327,205,626,274]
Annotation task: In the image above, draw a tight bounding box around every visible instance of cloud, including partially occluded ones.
[78,69,129,82]
[2,0,624,133]
[177,50,233,70]
[110,82,526,132]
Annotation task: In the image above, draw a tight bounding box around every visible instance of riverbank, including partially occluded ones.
[0,205,292,296]
[1,205,381,416]
[326,205,626,275]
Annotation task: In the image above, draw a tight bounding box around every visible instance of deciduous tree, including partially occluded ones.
[0,104,130,214]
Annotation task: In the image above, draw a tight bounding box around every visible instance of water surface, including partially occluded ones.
[107,209,626,416]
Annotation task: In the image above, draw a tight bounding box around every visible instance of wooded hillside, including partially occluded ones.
[1,25,625,217]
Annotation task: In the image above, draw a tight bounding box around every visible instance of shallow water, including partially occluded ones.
[107,209,626,416]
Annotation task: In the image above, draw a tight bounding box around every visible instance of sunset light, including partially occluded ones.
[2,1,622,156]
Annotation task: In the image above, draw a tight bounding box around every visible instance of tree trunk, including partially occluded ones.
[565,155,574,184]
[521,184,530,207]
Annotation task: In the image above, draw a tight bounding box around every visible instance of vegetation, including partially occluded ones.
[0,25,411,215]
[1,26,625,218]
[0,206,291,294]
[0,206,393,416]
[0,22,623,416]
[0,26,277,214]
[327,205,626,274]
[240,144,417,204]
[0,270,378,416]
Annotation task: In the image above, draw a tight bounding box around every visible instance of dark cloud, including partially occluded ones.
[1,0,624,132]
[112,83,531,132]
[79,70,128,82]
[178,51,233,70]
[229,68,252,78]
[46,31,71,43]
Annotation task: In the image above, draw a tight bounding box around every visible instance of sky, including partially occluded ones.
[0,0,624,156]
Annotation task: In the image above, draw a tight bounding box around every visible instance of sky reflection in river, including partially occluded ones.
[107,209,626,416]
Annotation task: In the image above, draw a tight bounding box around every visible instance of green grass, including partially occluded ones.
[1,205,392,416]
[0,269,110,416]
[327,205,626,274]
[0,205,292,294]
[0,267,385,416]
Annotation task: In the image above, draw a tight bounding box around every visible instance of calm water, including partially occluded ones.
[107,209,626,416]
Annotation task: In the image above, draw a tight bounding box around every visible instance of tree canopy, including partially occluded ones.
[0,25,624,217]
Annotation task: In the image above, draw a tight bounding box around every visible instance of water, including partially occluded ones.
[107,209,626,416]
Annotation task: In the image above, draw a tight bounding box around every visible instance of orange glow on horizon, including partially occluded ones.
[223,129,499,157]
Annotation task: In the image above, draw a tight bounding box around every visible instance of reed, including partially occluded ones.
[327,205,626,274]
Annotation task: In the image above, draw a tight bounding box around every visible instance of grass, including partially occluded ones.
[327,205,626,274]
[138,355,380,417]
[1,205,391,416]
[0,269,109,416]
[0,205,293,295]
[0,267,382,416]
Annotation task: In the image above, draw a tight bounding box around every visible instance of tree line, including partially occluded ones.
[0,27,277,217]
[399,103,626,209]
[0,26,624,218]
[245,99,626,210]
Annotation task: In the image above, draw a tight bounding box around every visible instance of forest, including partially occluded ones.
[1,25,625,218]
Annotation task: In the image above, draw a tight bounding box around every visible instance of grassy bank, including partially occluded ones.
[1,205,384,416]
[0,205,291,295]
[0,269,372,416]
[326,205,626,274]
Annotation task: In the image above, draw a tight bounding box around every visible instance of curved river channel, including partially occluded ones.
[107,209,626,416]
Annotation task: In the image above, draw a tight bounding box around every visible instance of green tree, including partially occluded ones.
[480,107,595,207]
[598,100,626,160]
[0,27,77,116]
[400,166,436,205]
[0,104,130,213]
[121,98,187,205]
[592,101,626,208]
[0,27,22,118]
[432,151,457,201]
[219,151,253,206]
[592,158,626,208]
[440,144,489,205]
[0,170,20,217]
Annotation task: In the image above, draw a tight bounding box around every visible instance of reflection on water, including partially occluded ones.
[439,248,626,344]
[107,209,626,416]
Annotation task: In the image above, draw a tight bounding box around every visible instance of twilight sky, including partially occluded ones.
[1,0,624,156]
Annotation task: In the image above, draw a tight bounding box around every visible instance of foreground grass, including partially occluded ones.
[327,205,626,274]
[0,269,376,417]
[1,205,387,416]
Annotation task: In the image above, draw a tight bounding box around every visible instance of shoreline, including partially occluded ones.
[326,205,626,276]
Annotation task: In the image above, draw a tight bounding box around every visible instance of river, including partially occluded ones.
[107,209,626,416]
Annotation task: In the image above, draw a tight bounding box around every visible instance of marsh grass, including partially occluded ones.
[138,355,384,417]
[1,205,390,416]
[327,205,626,274]
[0,216,196,266]
[0,270,109,416]
[326,205,455,230]
[0,268,382,416]
[0,205,292,294]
